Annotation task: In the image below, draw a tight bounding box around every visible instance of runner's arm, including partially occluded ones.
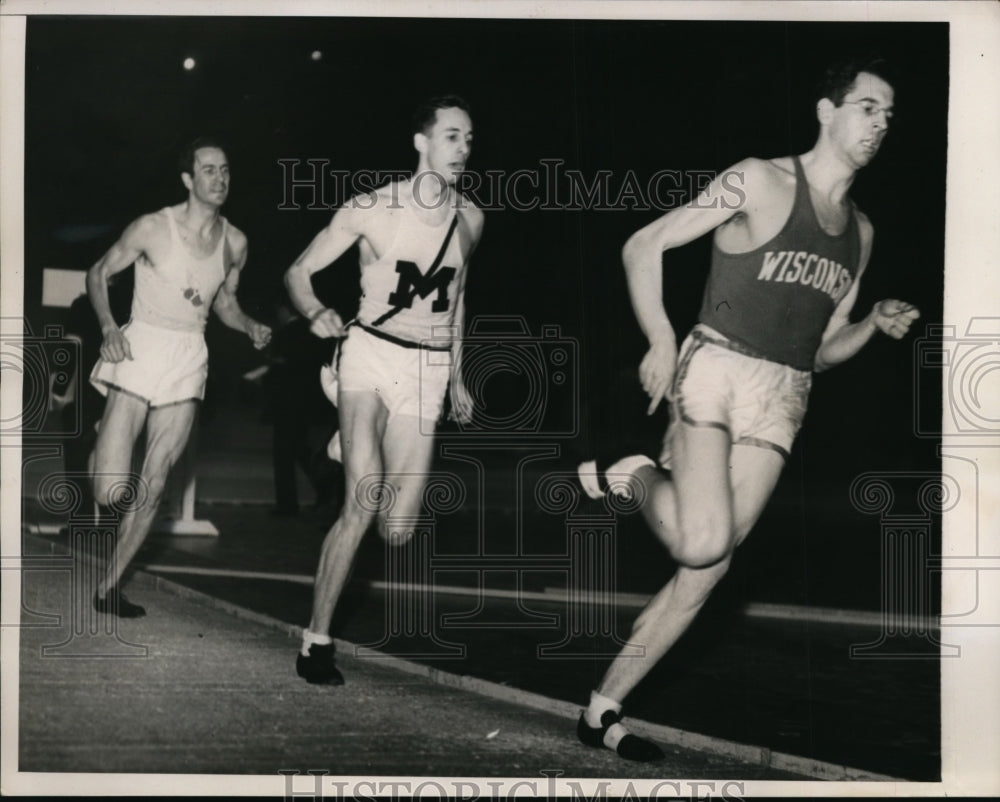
[622,159,757,412]
[448,267,473,423]
[213,229,272,349]
[284,202,364,338]
[86,213,158,362]
[813,215,920,371]
[447,205,484,423]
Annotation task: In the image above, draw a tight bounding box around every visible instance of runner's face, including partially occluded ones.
[185,147,230,206]
[830,72,895,168]
[420,107,473,185]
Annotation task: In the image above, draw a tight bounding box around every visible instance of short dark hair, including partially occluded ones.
[817,56,897,106]
[411,95,472,136]
[178,136,227,176]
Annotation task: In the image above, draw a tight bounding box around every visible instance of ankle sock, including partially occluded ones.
[585,690,622,728]
[301,629,332,657]
[605,455,656,489]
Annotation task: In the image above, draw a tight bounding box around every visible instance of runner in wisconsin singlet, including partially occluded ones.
[698,156,862,371]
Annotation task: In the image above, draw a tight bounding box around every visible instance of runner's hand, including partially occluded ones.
[309,308,345,339]
[639,338,677,415]
[247,320,272,350]
[872,300,921,340]
[99,326,133,363]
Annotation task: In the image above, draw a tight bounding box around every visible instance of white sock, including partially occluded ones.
[607,454,655,479]
[585,690,622,728]
[605,455,656,498]
[301,629,332,656]
[603,722,630,750]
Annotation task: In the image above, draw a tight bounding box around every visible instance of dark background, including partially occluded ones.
[23,16,947,609]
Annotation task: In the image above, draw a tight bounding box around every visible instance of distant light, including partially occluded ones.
[183,57,196,71]
[310,50,323,62]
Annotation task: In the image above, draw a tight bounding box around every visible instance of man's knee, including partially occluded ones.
[672,513,734,568]
[92,474,127,507]
[374,480,424,545]
[91,456,142,507]
[672,539,732,568]
[370,475,425,546]
[732,516,757,547]
[376,514,415,546]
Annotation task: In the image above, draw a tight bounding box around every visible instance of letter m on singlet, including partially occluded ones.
[387,261,457,313]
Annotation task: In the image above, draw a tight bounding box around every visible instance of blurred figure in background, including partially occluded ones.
[260,293,340,518]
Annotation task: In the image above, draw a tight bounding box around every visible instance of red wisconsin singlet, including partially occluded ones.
[697,156,862,371]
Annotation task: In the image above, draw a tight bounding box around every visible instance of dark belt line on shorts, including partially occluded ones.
[689,327,771,360]
[354,320,453,352]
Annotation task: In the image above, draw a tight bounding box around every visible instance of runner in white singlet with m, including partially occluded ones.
[285,96,484,685]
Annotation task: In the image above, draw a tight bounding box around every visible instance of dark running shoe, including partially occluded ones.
[577,710,665,762]
[92,587,146,618]
[296,642,344,685]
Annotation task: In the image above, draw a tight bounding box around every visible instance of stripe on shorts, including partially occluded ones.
[674,333,731,435]
[95,380,151,406]
[678,415,731,436]
[735,435,789,460]
[150,397,202,410]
